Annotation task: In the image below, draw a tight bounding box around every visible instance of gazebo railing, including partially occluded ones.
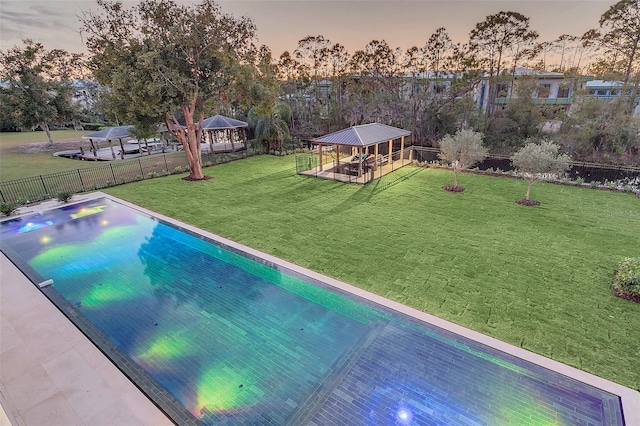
[295,148,412,184]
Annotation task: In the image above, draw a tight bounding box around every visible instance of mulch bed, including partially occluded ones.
[612,285,640,303]
[515,199,540,206]
[443,185,465,192]
[182,175,212,181]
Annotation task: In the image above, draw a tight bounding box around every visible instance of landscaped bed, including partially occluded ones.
[104,155,640,392]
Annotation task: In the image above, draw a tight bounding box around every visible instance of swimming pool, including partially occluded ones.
[0,195,634,425]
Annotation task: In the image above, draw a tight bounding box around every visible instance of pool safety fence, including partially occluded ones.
[0,148,264,205]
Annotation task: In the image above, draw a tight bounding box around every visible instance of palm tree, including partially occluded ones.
[248,102,292,153]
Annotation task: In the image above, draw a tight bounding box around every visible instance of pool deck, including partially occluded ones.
[0,193,173,425]
[1,193,639,425]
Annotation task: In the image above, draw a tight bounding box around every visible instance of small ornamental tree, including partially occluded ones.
[511,139,570,205]
[438,129,488,191]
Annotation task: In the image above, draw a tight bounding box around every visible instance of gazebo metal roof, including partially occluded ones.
[82,125,134,140]
[201,115,248,130]
[311,123,411,148]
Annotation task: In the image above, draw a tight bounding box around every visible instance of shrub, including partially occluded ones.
[0,202,18,216]
[612,258,640,303]
[147,171,158,178]
[56,191,73,203]
[590,180,601,189]
[575,177,585,185]
[174,166,183,173]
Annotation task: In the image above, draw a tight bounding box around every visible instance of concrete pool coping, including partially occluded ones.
[2,191,639,424]
[0,252,173,425]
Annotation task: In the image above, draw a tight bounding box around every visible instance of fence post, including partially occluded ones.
[77,169,85,191]
[110,164,116,183]
[39,175,48,195]
[139,158,144,178]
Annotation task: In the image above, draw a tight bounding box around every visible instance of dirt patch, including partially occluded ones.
[515,199,541,206]
[182,175,213,181]
[612,285,640,303]
[443,185,465,192]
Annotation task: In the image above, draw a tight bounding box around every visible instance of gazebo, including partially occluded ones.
[301,123,412,184]
[201,115,249,154]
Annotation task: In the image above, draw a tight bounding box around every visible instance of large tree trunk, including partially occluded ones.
[41,122,54,148]
[165,100,205,180]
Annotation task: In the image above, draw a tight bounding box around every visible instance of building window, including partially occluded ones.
[434,83,447,94]
[596,90,607,96]
[496,83,509,98]
[537,84,551,98]
[557,85,570,98]
[609,89,620,96]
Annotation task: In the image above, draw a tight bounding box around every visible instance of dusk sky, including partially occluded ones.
[1,0,613,58]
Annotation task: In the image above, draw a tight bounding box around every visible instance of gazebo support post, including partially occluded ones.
[336,145,340,171]
[318,144,323,171]
[374,143,379,171]
[89,138,97,159]
[358,147,363,178]
[108,138,116,160]
[242,127,247,151]
[388,139,393,167]
[118,138,125,159]
[229,129,235,153]
[400,136,405,165]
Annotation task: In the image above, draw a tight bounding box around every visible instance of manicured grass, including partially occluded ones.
[0,130,96,182]
[104,155,640,391]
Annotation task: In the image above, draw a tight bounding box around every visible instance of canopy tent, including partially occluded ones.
[201,115,248,129]
[309,123,412,181]
[81,126,135,160]
[201,115,248,153]
[81,125,164,159]
[82,125,134,140]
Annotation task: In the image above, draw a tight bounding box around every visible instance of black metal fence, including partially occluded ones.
[412,146,640,183]
[0,148,262,205]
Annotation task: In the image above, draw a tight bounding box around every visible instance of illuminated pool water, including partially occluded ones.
[0,197,628,425]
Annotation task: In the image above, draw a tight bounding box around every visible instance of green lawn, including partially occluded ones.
[0,130,97,182]
[104,155,640,391]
